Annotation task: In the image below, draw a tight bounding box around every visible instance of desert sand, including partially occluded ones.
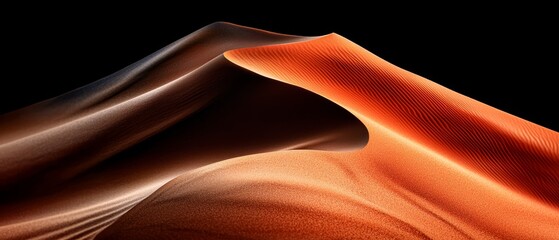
[1,22,558,239]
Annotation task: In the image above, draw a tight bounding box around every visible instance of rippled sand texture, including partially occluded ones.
[1,22,558,239]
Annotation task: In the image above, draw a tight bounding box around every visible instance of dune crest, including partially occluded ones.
[1,22,558,239]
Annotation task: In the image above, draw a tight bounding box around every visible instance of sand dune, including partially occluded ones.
[1,22,558,239]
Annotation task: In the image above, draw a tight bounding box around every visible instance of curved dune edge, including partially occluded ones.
[225,33,559,206]
[1,22,558,239]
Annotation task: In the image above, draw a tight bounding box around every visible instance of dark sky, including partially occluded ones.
[1,6,557,131]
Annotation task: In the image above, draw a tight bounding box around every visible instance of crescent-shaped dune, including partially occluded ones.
[1,22,558,239]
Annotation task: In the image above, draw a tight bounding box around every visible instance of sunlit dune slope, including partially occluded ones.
[2,22,558,239]
[226,33,559,207]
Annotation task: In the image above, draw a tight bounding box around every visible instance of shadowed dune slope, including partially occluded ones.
[0,22,311,190]
[0,23,366,239]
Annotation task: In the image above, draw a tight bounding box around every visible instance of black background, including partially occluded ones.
[1,5,557,131]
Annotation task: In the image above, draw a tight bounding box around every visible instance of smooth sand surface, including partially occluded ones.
[1,22,558,239]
